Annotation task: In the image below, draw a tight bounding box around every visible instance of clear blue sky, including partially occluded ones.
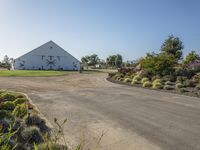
[0,0,200,61]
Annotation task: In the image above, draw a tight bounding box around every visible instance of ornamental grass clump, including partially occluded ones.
[163,85,174,90]
[152,79,163,89]
[141,77,149,84]
[176,83,184,89]
[21,126,44,144]
[12,104,28,119]
[13,98,27,106]
[1,101,15,111]
[123,78,132,83]
[25,114,49,133]
[142,81,152,87]
[131,75,142,85]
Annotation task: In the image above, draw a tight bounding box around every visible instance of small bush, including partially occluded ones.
[21,126,44,144]
[13,98,27,106]
[130,73,136,79]
[141,77,149,84]
[25,114,49,133]
[163,85,174,90]
[131,79,141,84]
[177,88,189,93]
[195,84,200,91]
[165,81,175,86]
[133,75,141,81]
[108,72,116,77]
[176,83,184,89]
[152,82,163,89]
[142,81,152,87]
[162,75,176,82]
[123,78,131,83]
[1,101,15,111]
[0,110,14,121]
[151,75,161,81]
[0,92,16,102]
[176,76,187,82]
[12,104,28,118]
[183,79,196,87]
[119,78,124,81]
[152,79,162,85]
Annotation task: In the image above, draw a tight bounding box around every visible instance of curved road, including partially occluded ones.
[0,73,200,150]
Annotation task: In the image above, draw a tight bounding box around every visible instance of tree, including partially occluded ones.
[115,54,123,68]
[184,51,200,64]
[1,55,12,69]
[81,54,100,66]
[141,52,176,76]
[106,54,123,68]
[161,35,184,61]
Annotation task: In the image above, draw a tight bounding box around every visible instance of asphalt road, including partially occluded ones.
[0,73,200,150]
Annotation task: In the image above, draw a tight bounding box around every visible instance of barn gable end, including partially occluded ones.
[14,41,80,71]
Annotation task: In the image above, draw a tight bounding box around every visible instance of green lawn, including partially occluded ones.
[0,70,76,77]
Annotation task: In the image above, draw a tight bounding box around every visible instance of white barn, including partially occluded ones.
[14,41,81,71]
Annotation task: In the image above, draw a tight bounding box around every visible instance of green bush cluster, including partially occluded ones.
[164,85,174,90]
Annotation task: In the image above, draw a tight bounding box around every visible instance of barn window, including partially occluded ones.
[50,46,53,49]
[49,56,53,60]
[41,55,44,60]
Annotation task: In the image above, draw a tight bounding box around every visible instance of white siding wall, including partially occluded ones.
[14,41,80,70]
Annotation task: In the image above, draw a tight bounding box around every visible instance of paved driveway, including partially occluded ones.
[0,73,200,150]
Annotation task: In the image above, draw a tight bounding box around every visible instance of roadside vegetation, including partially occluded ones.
[0,90,70,150]
[108,35,200,97]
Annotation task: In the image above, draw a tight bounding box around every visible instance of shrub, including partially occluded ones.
[162,75,176,82]
[141,77,149,84]
[151,75,161,81]
[108,72,116,77]
[176,83,184,89]
[152,82,163,89]
[176,76,187,82]
[130,73,136,79]
[0,110,14,121]
[113,73,124,79]
[163,85,174,90]
[13,98,27,106]
[177,88,189,93]
[123,78,131,83]
[133,75,142,81]
[21,126,44,144]
[12,104,28,118]
[0,92,16,102]
[142,81,152,87]
[195,84,200,91]
[193,73,200,83]
[165,81,175,86]
[153,79,161,84]
[119,78,124,82]
[131,79,141,84]
[183,79,196,87]
[1,101,15,111]
[25,114,49,133]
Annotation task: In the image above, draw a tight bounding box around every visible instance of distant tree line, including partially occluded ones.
[81,54,123,68]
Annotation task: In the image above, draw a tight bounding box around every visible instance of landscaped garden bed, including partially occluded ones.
[107,70,200,98]
[0,90,67,150]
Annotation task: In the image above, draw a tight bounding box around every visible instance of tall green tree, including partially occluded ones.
[81,54,100,66]
[1,55,12,69]
[161,35,184,60]
[184,51,200,64]
[106,54,123,68]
